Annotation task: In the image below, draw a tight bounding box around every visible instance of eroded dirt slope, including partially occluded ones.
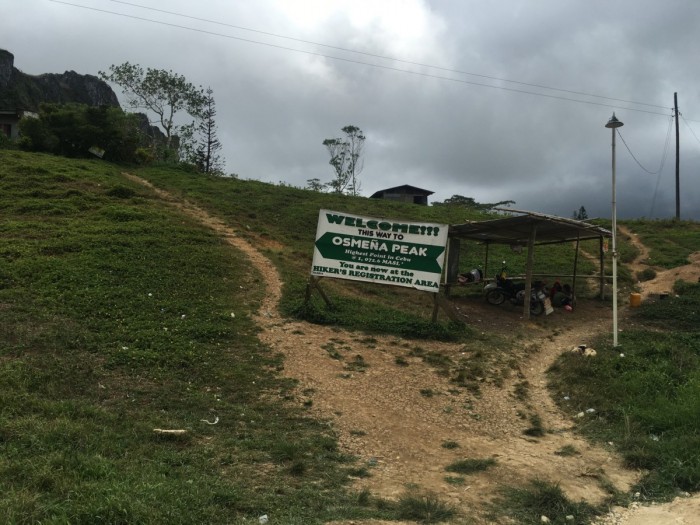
[619,224,700,299]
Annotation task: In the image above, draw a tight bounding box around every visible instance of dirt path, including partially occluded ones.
[126,174,700,524]
[618,224,700,300]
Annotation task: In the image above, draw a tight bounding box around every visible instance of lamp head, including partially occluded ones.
[605,113,624,129]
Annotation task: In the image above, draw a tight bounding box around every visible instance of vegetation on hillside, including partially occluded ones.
[133,166,603,328]
[2,150,700,523]
[321,124,365,196]
[626,218,700,268]
[18,103,147,163]
[0,151,400,523]
[2,60,226,173]
[99,63,205,157]
[550,280,700,499]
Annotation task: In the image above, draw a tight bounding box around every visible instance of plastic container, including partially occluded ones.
[629,292,642,307]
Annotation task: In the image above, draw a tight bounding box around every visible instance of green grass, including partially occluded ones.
[133,164,603,328]
[5,150,700,523]
[0,151,401,523]
[554,445,580,457]
[395,355,409,366]
[133,164,491,336]
[396,492,457,523]
[634,280,700,331]
[444,476,466,486]
[345,354,369,372]
[492,479,598,524]
[291,292,469,341]
[445,457,496,475]
[636,267,657,282]
[523,414,546,437]
[548,281,700,499]
[625,219,700,268]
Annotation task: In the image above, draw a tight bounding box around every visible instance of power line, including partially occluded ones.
[649,166,663,218]
[680,113,700,148]
[641,117,674,216]
[49,0,673,117]
[106,0,669,111]
[617,117,673,176]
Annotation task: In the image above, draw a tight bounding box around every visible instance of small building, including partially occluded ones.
[370,185,434,205]
[0,109,21,139]
[0,109,36,140]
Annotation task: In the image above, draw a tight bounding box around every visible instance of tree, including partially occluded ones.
[99,62,205,156]
[433,194,515,211]
[438,195,479,207]
[18,103,145,162]
[573,206,588,220]
[305,178,325,192]
[194,87,224,175]
[322,125,365,195]
[322,137,348,194]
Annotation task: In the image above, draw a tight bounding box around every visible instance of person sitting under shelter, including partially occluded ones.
[552,283,573,307]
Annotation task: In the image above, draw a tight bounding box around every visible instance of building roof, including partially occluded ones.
[370,185,434,198]
[448,208,611,245]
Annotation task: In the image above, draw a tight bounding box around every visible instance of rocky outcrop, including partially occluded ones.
[0,49,14,90]
[0,49,119,110]
[0,49,166,149]
[30,70,119,107]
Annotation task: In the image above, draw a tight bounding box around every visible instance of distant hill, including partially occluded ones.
[0,49,119,111]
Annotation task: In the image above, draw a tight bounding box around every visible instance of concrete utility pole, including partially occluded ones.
[674,92,680,220]
[606,113,624,347]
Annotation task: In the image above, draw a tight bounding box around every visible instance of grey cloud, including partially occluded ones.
[4,0,700,219]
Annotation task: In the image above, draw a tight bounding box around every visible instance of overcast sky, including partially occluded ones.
[5,0,700,219]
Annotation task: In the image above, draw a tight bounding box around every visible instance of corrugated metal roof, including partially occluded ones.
[448,208,611,245]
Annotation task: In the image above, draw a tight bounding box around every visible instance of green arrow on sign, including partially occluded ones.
[314,233,445,273]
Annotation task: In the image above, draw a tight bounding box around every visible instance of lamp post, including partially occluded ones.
[605,113,623,347]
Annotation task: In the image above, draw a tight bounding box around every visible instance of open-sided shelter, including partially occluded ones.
[445,208,612,319]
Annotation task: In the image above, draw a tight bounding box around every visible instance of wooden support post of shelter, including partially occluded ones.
[599,236,606,300]
[523,225,537,319]
[436,244,466,323]
[444,237,461,297]
[484,242,490,281]
[572,234,580,309]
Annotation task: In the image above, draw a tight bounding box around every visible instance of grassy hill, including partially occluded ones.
[0,151,367,523]
[2,150,700,523]
[132,164,610,327]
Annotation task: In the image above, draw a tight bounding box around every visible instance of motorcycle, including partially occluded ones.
[484,261,547,316]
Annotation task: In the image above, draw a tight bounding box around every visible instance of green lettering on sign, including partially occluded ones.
[315,232,445,273]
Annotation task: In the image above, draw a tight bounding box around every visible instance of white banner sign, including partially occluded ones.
[311,209,448,292]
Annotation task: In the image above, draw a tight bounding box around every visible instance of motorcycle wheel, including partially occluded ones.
[530,300,545,316]
[486,289,506,305]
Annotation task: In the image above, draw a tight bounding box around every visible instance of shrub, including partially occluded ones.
[636,267,657,282]
[397,493,456,523]
[445,457,496,474]
[523,414,545,437]
[496,479,598,524]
